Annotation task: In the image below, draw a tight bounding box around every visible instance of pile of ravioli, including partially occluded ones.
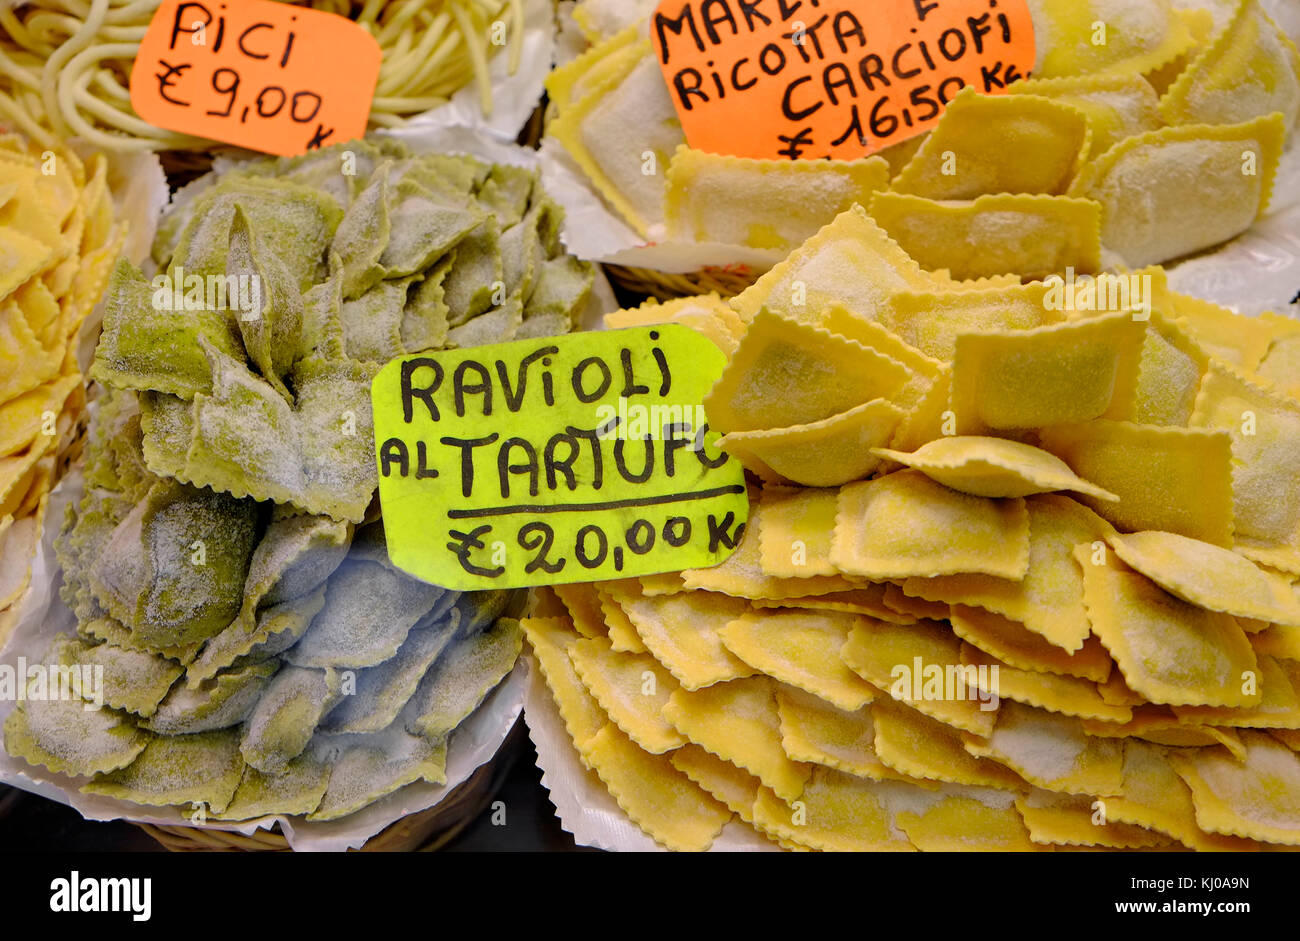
[547,0,1298,269]
[3,139,595,824]
[0,135,124,648]
[524,193,1300,850]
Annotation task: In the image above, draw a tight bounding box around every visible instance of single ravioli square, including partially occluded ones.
[1078,547,1259,708]
[950,312,1143,433]
[831,470,1029,580]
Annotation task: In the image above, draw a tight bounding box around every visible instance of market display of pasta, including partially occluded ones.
[0,0,528,152]
[0,0,1298,859]
[525,196,1300,849]
[0,134,124,648]
[2,138,594,822]
[546,0,1298,270]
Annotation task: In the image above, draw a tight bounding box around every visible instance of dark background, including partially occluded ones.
[0,731,589,852]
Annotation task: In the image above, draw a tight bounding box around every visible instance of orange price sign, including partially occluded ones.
[650,0,1036,161]
[129,0,382,156]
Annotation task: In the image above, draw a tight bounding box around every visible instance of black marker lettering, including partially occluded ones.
[613,436,655,484]
[379,437,408,477]
[654,7,705,64]
[169,3,211,49]
[415,440,438,479]
[543,434,580,491]
[497,437,539,498]
[441,433,499,497]
[401,357,442,422]
[572,356,612,403]
[454,360,493,417]
[238,22,273,59]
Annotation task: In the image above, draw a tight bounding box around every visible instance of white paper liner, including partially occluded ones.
[379,0,555,145]
[0,125,616,851]
[522,652,778,852]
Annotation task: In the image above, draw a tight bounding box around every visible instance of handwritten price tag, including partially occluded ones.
[129,0,381,156]
[651,0,1036,160]
[371,326,750,591]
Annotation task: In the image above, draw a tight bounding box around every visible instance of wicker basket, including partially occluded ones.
[136,717,527,852]
[602,263,763,302]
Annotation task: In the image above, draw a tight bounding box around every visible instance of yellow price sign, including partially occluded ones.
[371,325,749,590]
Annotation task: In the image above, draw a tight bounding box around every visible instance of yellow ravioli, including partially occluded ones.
[1068,113,1285,267]
[1171,292,1276,368]
[1131,310,1213,426]
[638,572,686,596]
[752,586,917,624]
[950,312,1144,434]
[610,587,753,690]
[605,293,744,356]
[548,51,682,236]
[870,191,1103,281]
[1253,624,1300,661]
[552,582,609,639]
[887,364,952,453]
[1172,654,1300,730]
[544,23,642,111]
[569,636,685,753]
[1082,705,1248,755]
[1028,0,1196,78]
[902,494,1114,654]
[729,204,934,325]
[871,699,1026,790]
[1109,530,1300,627]
[964,700,1124,796]
[756,486,840,577]
[892,786,1038,852]
[945,598,1107,686]
[1096,663,1142,705]
[960,643,1132,722]
[883,281,1059,361]
[1168,730,1300,845]
[812,305,944,383]
[520,615,607,751]
[594,586,647,653]
[704,309,910,434]
[882,583,947,622]
[1040,420,1235,545]
[893,88,1091,198]
[1272,728,1300,752]
[1016,789,1174,848]
[583,723,732,851]
[665,145,892,252]
[718,610,877,711]
[1108,740,1261,851]
[1011,74,1164,156]
[832,470,1029,581]
[669,744,763,822]
[1077,546,1260,707]
[1256,326,1300,398]
[751,767,916,851]
[719,398,905,487]
[680,505,857,600]
[662,676,811,801]
[0,372,78,458]
[1159,0,1300,127]
[873,436,1119,500]
[1191,363,1300,562]
[841,618,998,737]
[775,686,910,783]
